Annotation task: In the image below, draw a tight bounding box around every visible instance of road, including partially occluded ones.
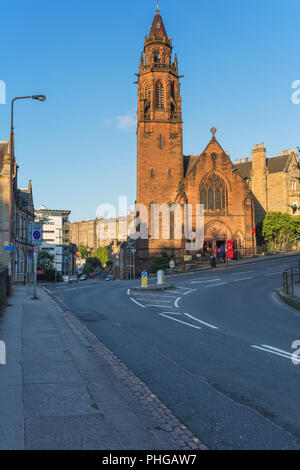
[44,255,300,450]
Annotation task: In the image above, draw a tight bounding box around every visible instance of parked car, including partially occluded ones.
[69,275,78,283]
[88,273,96,279]
[106,275,115,281]
[79,274,88,281]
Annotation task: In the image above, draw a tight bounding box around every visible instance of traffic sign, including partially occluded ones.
[141,271,148,288]
[33,230,41,241]
[29,221,43,246]
[4,246,16,251]
[33,246,40,253]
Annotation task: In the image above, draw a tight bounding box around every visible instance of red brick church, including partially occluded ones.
[136,5,256,267]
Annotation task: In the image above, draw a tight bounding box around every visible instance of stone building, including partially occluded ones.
[235,146,300,223]
[35,206,72,276]
[0,141,35,281]
[135,6,256,267]
[70,216,135,253]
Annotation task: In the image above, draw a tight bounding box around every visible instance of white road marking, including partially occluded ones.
[146,304,174,308]
[159,313,202,330]
[183,289,197,296]
[127,289,131,295]
[174,297,181,308]
[233,277,254,282]
[167,291,186,294]
[183,313,218,329]
[191,278,220,284]
[251,345,294,361]
[232,270,256,275]
[177,286,193,291]
[205,282,227,288]
[130,298,146,309]
[161,312,181,315]
[262,344,295,358]
[133,294,177,298]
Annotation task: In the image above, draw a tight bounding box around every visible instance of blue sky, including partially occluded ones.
[0,0,299,221]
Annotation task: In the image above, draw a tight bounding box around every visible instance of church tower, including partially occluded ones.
[136,4,183,207]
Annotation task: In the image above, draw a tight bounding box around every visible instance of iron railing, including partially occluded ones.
[283,265,300,297]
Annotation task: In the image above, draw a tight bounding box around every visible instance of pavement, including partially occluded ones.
[42,253,300,450]
[0,285,207,450]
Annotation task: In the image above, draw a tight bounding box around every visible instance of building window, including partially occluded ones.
[144,84,151,119]
[153,51,161,64]
[155,82,164,109]
[168,169,172,176]
[159,134,164,149]
[200,173,228,214]
[151,169,155,177]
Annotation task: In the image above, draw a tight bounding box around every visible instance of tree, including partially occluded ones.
[38,249,54,270]
[92,246,109,267]
[37,249,62,282]
[82,257,102,275]
[262,212,300,252]
[78,246,89,259]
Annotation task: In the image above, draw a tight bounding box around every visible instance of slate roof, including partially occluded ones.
[234,154,290,179]
[148,8,169,42]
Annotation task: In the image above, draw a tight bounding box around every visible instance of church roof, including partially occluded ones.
[234,154,291,179]
[148,6,169,42]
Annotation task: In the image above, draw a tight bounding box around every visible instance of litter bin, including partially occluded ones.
[210,256,216,268]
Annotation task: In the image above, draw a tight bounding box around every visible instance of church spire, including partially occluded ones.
[148,3,169,42]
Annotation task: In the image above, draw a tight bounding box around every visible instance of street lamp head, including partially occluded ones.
[32,95,46,102]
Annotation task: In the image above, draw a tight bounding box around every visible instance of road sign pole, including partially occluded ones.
[33,250,38,299]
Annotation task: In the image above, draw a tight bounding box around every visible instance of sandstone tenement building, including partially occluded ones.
[0,141,34,281]
[235,146,300,222]
[70,215,135,253]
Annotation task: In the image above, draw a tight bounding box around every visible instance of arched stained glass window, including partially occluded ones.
[200,173,228,214]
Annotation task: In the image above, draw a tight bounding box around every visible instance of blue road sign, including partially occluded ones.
[4,246,16,251]
[33,230,41,241]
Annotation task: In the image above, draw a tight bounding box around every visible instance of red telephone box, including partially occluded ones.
[227,240,234,259]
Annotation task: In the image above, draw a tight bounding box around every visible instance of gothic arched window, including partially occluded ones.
[200,173,228,214]
[153,51,161,64]
[145,85,151,100]
[155,82,164,109]
[144,84,151,119]
[170,81,176,116]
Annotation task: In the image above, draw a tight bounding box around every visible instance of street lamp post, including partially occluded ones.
[8,95,46,293]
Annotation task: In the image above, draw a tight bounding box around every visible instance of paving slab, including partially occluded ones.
[0,285,207,450]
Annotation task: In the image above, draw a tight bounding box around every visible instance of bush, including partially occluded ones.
[149,251,175,274]
[262,212,300,253]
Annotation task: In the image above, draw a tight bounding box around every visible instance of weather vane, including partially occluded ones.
[211,127,217,137]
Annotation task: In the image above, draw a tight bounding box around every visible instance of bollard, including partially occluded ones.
[157,270,165,285]
[141,271,148,288]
